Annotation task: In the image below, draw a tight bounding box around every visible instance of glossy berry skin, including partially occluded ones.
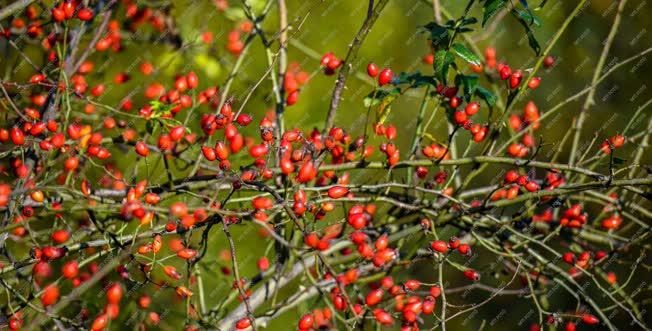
[430,240,448,253]
[365,288,384,306]
[525,181,539,192]
[327,186,349,199]
[106,283,123,303]
[77,8,94,21]
[509,70,523,89]
[453,111,467,125]
[287,90,299,105]
[463,269,480,281]
[457,244,471,255]
[504,170,519,183]
[41,285,59,306]
[499,65,512,80]
[135,141,149,157]
[367,63,379,77]
[62,260,79,279]
[91,314,108,331]
[10,127,25,145]
[562,252,575,264]
[527,77,541,89]
[298,314,313,330]
[581,314,599,325]
[373,309,394,325]
[464,102,480,116]
[235,317,252,329]
[378,68,393,86]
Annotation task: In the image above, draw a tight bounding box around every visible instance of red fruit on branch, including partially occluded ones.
[463,269,480,281]
[10,127,24,145]
[135,141,149,157]
[373,309,393,325]
[581,313,599,325]
[464,102,480,116]
[106,283,123,303]
[91,314,108,331]
[430,240,448,253]
[365,289,384,306]
[378,68,393,86]
[367,63,379,77]
[298,314,314,330]
[235,317,252,329]
[327,186,349,199]
[41,285,59,306]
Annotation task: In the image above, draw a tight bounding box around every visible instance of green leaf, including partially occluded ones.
[423,22,450,49]
[535,0,548,10]
[363,89,400,108]
[613,157,627,165]
[194,53,221,79]
[433,50,455,85]
[363,88,401,125]
[394,72,437,87]
[513,10,541,55]
[455,74,479,100]
[516,9,541,26]
[483,0,506,26]
[460,17,478,26]
[145,120,159,135]
[451,43,482,66]
[223,7,246,21]
[475,86,497,107]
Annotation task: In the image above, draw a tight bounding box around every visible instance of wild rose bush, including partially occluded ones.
[0,0,650,330]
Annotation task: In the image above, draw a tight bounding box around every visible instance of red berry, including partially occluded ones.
[463,269,480,281]
[327,186,349,199]
[287,90,299,105]
[77,8,94,21]
[504,170,519,183]
[499,64,511,80]
[62,261,79,279]
[509,70,523,89]
[378,68,393,86]
[527,77,541,89]
[525,181,539,192]
[236,114,252,126]
[90,314,108,331]
[465,102,480,116]
[453,111,467,125]
[430,240,448,253]
[106,283,123,303]
[367,63,379,77]
[581,313,599,325]
[135,141,149,157]
[257,257,270,271]
[169,126,185,142]
[236,317,252,329]
[298,314,313,330]
[373,309,393,325]
[41,285,59,306]
[10,127,25,145]
[365,289,384,306]
[458,243,471,255]
[562,252,575,264]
